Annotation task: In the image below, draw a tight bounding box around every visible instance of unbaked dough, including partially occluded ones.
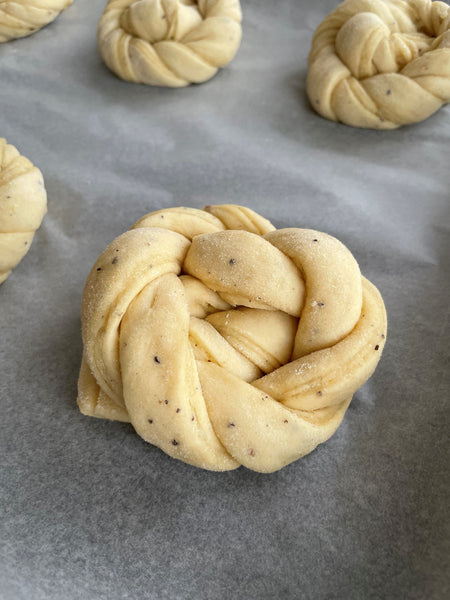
[0,0,72,43]
[307,0,450,129]
[97,0,242,87]
[77,205,387,473]
[0,138,47,284]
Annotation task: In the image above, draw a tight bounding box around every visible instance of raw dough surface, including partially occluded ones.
[307,0,450,129]
[0,138,47,284]
[78,204,387,473]
[97,0,242,87]
[0,0,72,43]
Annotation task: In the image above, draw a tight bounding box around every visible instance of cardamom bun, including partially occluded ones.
[307,0,450,129]
[0,0,72,43]
[0,138,47,284]
[97,0,242,87]
[78,205,387,472]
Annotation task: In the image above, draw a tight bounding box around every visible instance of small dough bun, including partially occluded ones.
[0,138,47,284]
[78,205,387,473]
[98,0,242,87]
[307,0,450,129]
[0,1,72,43]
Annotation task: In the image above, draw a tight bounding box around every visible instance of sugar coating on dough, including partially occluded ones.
[0,138,47,283]
[0,1,72,43]
[78,204,387,473]
[97,0,243,87]
[307,0,450,129]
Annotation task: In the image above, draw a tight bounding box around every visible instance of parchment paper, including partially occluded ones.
[1,1,449,599]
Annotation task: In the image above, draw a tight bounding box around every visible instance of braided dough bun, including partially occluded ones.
[0,0,72,43]
[78,205,387,473]
[0,138,47,284]
[307,0,450,129]
[97,0,242,87]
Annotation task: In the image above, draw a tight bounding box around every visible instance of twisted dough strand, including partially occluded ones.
[78,205,387,473]
[307,0,450,128]
[98,0,242,86]
[0,0,72,42]
[0,138,47,283]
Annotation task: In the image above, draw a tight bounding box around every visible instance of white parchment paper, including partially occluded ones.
[1,1,449,599]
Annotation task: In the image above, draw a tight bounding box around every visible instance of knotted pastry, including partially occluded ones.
[0,138,47,284]
[97,0,242,87]
[0,0,72,43]
[307,0,450,128]
[78,205,387,473]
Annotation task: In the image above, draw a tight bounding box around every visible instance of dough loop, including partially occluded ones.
[78,205,387,472]
[307,0,450,128]
[0,0,72,43]
[0,138,47,284]
[98,0,242,86]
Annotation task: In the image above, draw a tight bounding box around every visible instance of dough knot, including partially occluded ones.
[98,0,242,86]
[0,0,72,43]
[307,0,450,128]
[78,205,387,472]
[0,138,47,284]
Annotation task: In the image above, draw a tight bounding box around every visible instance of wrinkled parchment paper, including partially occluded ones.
[1,1,449,598]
